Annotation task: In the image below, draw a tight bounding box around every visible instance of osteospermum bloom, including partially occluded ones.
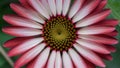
[2,0,118,68]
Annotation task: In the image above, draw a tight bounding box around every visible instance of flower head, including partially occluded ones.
[2,0,118,68]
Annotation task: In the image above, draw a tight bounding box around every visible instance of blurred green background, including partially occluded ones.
[0,0,120,68]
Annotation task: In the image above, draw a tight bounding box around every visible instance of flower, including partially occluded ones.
[2,0,118,68]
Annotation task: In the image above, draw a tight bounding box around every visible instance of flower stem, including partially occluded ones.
[0,46,14,67]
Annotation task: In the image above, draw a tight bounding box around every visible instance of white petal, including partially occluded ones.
[56,0,62,15]
[79,35,118,45]
[48,0,56,16]
[62,51,73,68]
[68,48,87,68]
[62,0,71,16]
[3,15,42,29]
[2,27,42,37]
[76,39,110,54]
[92,0,107,14]
[74,43,105,67]
[29,0,50,19]
[69,0,84,18]
[34,47,50,68]
[41,0,52,16]
[77,26,115,35]
[8,37,44,57]
[10,3,45,24]
[15,43,45,67]
[47,50,56,68]
[55,51,62,68]
[73,0,100,22]
[76,10,111,27]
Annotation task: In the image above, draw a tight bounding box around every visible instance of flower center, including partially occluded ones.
[43,16,77,51]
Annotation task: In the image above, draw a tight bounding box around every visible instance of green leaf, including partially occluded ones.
[107,0,120,19]
[0,54,6,66]
[0,54,12,68]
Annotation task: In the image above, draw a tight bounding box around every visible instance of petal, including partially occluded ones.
[15,43,45,67]
[99,54,113,61]
[48,0,56,16]
[56,0,62,15]
[77,26,115,35]
[2,27,42,37]
[68,0,84,18]
[105,30,118,36]
[73,0,100,22]
[27,57,38,68]
[19,0,31,9]
[103,45,116,53]
[62,51,73,68]
[55,51,62,68]
[68,48,87,68]
[10,3,45,24]
[3,15,42,29]
[74,43,105,67]
[62,0,71,16]
[28,0,50,19]
[79,35,118,44]
[41,0,52,16]
[4,37,31,48]
[34,47,50,68]
[76,39,110,54]
[8,37,43,57]
[26,59,35,68]
[75,9,111,27]
[94,19,118,27]
[46,50,56,68]
[84,59,96,68]
[92,0,107,14]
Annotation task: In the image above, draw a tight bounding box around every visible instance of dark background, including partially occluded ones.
[0,0,120,68]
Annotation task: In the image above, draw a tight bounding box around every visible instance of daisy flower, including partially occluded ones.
[2,0,118,68]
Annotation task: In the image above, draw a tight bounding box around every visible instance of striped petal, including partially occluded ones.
[76,39,110,54]
[84,60,95,68]
[55,51,62,68]
[27,58,36,68]
[34,47,50,68]
[94,19,118,27]
[105,31,118,36]
[15,43,45,67]
[3,15,42,29]
[28,0,50,19]
[68,48,87,68]
[74,43,105,67]
[2,27,42,37]
[79,35,118,44]
[77,26,115,35]
[75,9,111,27]
[56,0,62,15]
[4,37,31,48]
[8,37,43,57]
[10,3,45,24]
[19,0,31,9]
[62,0,71,16]
[48,0,56,16]
[41,0,52,16]
[73,0,100,22]
[99,54,113,61]
[68,0,84,18]
[92,0,107,14]
[104,45,116,53]
[47,50,56,68]
[63,51,73,68]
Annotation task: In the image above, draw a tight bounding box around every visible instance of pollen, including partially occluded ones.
[43,16,77,51]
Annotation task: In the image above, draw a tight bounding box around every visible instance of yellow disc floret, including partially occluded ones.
[43,16,76,51]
